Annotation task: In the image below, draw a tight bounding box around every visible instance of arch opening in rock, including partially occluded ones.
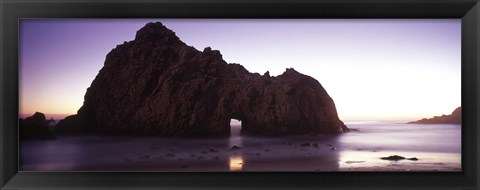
[229,119,242,137]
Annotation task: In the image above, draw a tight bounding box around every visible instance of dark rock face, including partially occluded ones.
[409,107,461,124]
[67,22,348,137]
[55,115,93,135]
[19,112,55,139]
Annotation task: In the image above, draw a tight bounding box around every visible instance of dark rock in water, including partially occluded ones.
[312,143,319,148]
[300,143,311,147]
[380,155,406,161]
[71,22,348,137]
[407,157,419,161]
[409,107,461,124]
[19,112,56,140]
[230,145,242,151]
[165,153,175,157]
[55,114,94,135]
[330,147,336,150]
[209,148,218,152]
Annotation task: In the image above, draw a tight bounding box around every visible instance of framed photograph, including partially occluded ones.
[1,0,479,189]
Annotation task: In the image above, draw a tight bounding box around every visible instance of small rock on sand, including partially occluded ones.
[380,155,406,161]
[230,145,242,151]
[300,143,311,147]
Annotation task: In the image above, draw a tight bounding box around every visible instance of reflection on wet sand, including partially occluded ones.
[229,156,244,171]
[229,123,244,171]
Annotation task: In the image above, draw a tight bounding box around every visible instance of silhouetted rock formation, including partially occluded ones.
[409,107,461,124]
[380,155,405,161]
[60,22,348,137]
[380,155,419,161]
[19,112,55,139]
[55,115,93,135]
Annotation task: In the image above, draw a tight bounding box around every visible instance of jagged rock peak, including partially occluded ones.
[263,71,270,77]
[134,22,181,44]
[31,112,46,121]
[284,68,301,75]
[203,47,223,59]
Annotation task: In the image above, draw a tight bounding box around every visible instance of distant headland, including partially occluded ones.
[408,107,461,124]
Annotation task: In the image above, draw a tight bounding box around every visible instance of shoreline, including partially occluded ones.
[19,122,461,172]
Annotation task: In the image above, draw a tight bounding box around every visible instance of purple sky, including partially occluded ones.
[19,19,461,120]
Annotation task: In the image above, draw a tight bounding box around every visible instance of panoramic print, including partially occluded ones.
[19,19,461,171]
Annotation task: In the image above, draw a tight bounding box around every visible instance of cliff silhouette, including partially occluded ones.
[409,107,461,124]
[56,22,348,137]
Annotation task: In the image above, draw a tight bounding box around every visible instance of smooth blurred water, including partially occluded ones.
[340,121,461,153]
[19,121,461,171]
[336,121,461,170]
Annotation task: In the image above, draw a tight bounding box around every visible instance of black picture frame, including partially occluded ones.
[1,0,479,189]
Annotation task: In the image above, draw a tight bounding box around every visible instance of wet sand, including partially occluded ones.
[20,121,461,172]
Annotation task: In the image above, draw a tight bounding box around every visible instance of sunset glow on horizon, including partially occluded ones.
[19,19,461,121]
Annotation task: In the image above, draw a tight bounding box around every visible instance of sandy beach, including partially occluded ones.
[20,121,461,172]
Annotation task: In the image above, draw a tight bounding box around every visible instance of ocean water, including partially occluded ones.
[19,121,461,172]
[337,121,461,171]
